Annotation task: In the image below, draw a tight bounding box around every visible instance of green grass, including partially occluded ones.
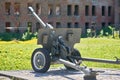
[0,38,120,70]
[75,38,120,69]
[0,39,40,70]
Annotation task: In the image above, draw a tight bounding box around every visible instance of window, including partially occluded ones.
[74,5,79,16]
[67,22,72,28]
[5,2,11,15]
[85,22,89,29]
[108,6,112,16]
[108,22,112,26]
[5,22,11,32]
[119,13,120,24]
[67,5,72,16]
[36,22,40,31]
[102,6,105,16]
[74,22,79,28]
[118,0,120,6]
[85,5,89,16]
[27,3,32,14]
[36,3,41,15]
[48,4,53,16]
[92,5,96,16]
[102,22,106,29]
[27,22,32,32]
[14,3,20,15]
[48,22,53,27]
[56,22,61,28]
[48,22,53,25]
[56,5,61,15]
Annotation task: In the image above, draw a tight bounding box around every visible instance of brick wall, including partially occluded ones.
[0,0,118,33]
[114,0,120,25]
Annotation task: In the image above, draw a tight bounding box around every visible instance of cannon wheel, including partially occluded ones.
[64,49,81,70]
[31,48,51,73]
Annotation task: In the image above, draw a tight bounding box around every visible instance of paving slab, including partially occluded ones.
[0,76,11,80]
[0,68,120,80]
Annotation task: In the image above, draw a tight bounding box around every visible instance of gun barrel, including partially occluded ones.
[28,7,46,28]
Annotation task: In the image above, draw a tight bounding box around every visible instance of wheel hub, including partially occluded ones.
[33,52,46,70]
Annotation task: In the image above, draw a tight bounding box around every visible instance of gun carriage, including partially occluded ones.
[28,7,120,79]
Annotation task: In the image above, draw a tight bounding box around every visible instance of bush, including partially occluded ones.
[21,28,37,41]
[0,28,37,41]
[102,26,113,36]
[21,31,37,41]
[0,32,21,41]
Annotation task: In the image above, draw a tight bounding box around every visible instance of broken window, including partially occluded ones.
[27,22,32,32]
[102,6,105,16]
[67,5,72,16]
[85,5,89,16]
[108,6,112,16]
[56,22,61,28]
[5,2,11,15]
[48,4,53,15]
[67,22,72,28]
[5,22,11,32]
[74,5,79,16]
[36,3,41,15]
[56,5,61,15]
[92,5,96,16]
[28,3,32,14]
[14,3,20,15]
[74,22,79,28]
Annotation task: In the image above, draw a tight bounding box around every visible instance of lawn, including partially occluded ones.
[0,39,40,70]
[0,38,120,70]
[75,38,120,68]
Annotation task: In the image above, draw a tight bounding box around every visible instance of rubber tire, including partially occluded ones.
[31,48,51,73]
[64,49,81,70]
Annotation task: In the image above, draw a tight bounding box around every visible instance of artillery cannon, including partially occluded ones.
[28,7,120,79]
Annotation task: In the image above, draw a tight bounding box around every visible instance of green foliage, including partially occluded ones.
[21,32,37,41]
[83,26,114,38]
[0,32,21,41]
[0,28,38,41]
[21,27,36,41]
[102,26,113,36]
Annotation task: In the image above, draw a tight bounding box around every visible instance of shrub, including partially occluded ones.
[102,26,113,36]
[21,28,37,41]
[21,32,37,41]
[0,32,21,41]
[0,28,37,41]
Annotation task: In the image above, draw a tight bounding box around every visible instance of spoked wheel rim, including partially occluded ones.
[33,51,46,70]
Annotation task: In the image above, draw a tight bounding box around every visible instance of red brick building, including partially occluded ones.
[0,0,120,33]
[115,0,120,25]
